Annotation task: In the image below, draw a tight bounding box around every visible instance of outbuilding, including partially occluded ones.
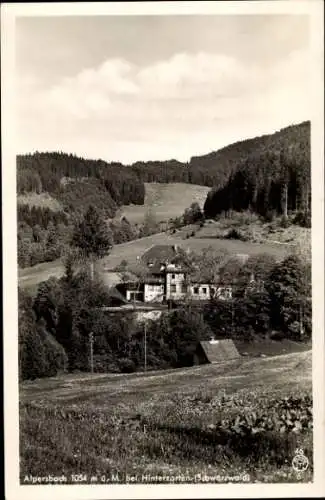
[193,338,240,365]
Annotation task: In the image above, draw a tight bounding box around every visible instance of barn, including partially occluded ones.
[193,338,240,365]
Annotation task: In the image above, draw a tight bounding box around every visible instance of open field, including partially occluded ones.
[115,182,211,224]
[19,229,293,294]
[20,351,312,483]
[17,192,64,211]
[196,217,311,253]
[20,350,311,407]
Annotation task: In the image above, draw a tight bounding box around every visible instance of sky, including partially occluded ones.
[16,14,311,164]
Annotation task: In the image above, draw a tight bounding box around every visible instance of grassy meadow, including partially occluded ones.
[17,192,64,211]
[115,182,211,224]
[18,225,293,294]
[20,350,312,484]
[18,181,310,294]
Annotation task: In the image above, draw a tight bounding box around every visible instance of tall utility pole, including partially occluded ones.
[299,304,303,338]
[89,331,94,374]
[231,299,234,330]
[144,320,147,372]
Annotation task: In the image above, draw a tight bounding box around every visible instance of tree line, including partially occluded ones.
[17,152,145,208]
[18,205,141,268]
[203,122,310,221]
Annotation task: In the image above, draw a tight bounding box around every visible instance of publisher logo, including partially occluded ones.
[292,449,309,474]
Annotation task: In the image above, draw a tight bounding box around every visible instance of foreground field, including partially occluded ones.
[20,351,312,484]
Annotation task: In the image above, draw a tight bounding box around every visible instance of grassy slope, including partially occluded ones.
[197,218,311,251]
[19,182,307,293]
[20,351,312,482]
[115,182,211,224]
[20,350,311,408]
[19,228,292,293]
[17,192,64,211]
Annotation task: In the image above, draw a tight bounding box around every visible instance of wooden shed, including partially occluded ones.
[193,338,240,365]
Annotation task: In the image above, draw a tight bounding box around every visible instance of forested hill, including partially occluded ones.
[203,121,311,218]
[131,121,310,195]
[17,153,146,217]
[17,120,310,218]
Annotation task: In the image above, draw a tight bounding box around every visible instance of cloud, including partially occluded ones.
[17,49,311,163]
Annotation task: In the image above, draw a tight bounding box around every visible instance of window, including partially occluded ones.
[171,274,176,280]
[170,284,177,293]
[202,287,207,294]
[181,283,187,293]
[193,287,199,294]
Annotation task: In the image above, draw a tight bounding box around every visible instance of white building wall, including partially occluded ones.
[166,272,187,300]
[126,289,143,302]
[144,283,164,303]
[190,284,211,300]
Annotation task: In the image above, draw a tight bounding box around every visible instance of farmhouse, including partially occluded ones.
[116,264,232,304]
[193,338,240,365]
[111,245,263,307]
[114,244,234,305]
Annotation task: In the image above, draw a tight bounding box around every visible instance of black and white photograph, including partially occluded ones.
[2,1,324,499]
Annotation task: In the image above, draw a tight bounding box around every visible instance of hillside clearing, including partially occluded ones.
[17,192,64,211]
[115,183,210,224]
[196,218,310,255]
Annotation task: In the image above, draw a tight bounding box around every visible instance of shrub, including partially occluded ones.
[19,328,50,381]
[264,210,276,223]
[269,330,286,341]
[293,210,311,228]
[279,216,291,228]
[93,354,120,373]
[41,330,69,376]
[119,358,136,373]
[224,228,247,241]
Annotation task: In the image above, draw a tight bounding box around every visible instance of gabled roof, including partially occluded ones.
[143,276,165,284]
[198,339,240,363]
[107,286,129,304]
[141,244,185,266]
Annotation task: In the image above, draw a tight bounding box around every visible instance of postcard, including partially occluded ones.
[2,1,324,499]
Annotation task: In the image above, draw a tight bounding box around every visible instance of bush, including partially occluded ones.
[269,330,286,341]
[42,330,69,376]
[264,210,276,223]
[279,216,291,228]
[93,354,120,373]
[224,228,247,241]
[119,358,136,373]
[293,210,311,228]
[19,328,50,381]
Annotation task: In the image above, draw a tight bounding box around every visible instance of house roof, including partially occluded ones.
[198,339,240,363]
[144,276,165,284]
[141,244,185,266]
[107,286,129,304]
